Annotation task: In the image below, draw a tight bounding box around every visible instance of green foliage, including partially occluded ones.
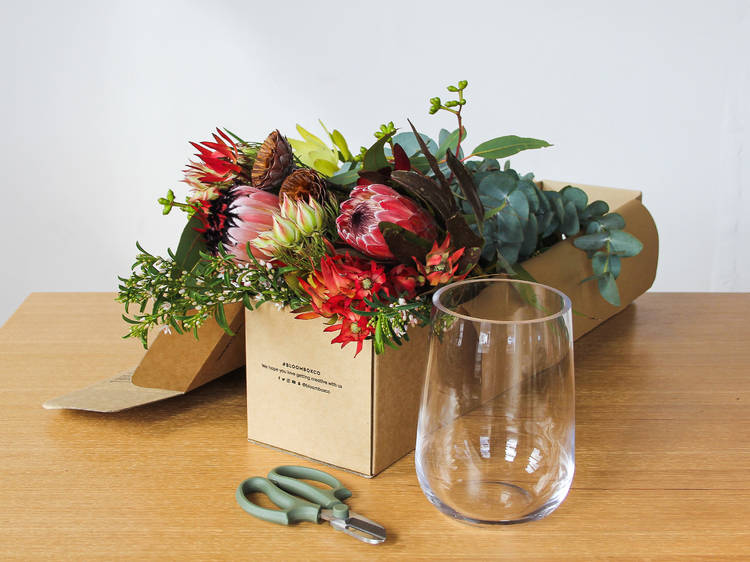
[318,120,354,162]
[351,293,432,355]
[287,124,340,176]
[174,215,208,273]
[362,132,394,172]
[327,162,361,187]
[453,160,642,306]
[469,136,552,160]
[117,244,308,347]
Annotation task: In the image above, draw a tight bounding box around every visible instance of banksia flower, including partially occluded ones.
[279,168,328,202]
[251,130,294,190]
[336,184,438,260]
[414,234,468,286]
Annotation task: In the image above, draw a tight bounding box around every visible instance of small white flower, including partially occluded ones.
[398,298,407,306]
[162,326,172,335]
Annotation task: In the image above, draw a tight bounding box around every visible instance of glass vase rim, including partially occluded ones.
[432,277,572,325]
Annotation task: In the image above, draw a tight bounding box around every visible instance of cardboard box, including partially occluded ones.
[243,181,659,477]
[46,180,657,470]
[43,303,246,412]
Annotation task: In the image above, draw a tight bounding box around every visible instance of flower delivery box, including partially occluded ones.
[244,180,659,478]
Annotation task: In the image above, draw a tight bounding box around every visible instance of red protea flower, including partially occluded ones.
[336,184,437,260]
[414,234,468,286]
[388,264,421,298]
[183,129,243,195]
[192,185,279,263]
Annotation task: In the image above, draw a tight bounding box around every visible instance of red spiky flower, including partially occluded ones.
[297,252,388,356]
[414,234,468,286]
[183,128,243,197]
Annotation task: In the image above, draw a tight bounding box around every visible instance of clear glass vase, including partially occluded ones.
[415,278,575,524]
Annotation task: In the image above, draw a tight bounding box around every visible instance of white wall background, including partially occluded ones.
[1,0,748,325]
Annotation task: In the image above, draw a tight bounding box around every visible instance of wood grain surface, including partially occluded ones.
[1,292,749,560]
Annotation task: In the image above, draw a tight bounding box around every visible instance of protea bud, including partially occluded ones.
[279,168,327,202]
[295,198,326,236]
[251,130,294,190]
[270,216,301,247]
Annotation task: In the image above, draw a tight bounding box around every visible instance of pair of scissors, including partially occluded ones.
[236,465,386,545]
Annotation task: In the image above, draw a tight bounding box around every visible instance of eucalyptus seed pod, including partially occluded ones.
[279,168,328,202]
[251,130,294,190]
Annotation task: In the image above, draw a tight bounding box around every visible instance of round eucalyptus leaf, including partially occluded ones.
[581,200,609,220]
[608,230,643,257]
[508,189,530,222]
[519,214,538,258]
[545,191,566,226]
[498,242,521,265]
[598,213,626,231]
[497,208,524,243]
[541,212,559,238]
[561,200,580,236]
[597,272,621,306]
[391,132,437,157]
[560,186,588,212]
[573,231,609,250]
[592,251,621,278]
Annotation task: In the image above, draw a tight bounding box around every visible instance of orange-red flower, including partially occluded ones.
[414,234,468,286]
[297,253,388,356]
[388,264,421,298]
[324,312,373,357]
[183,129,243,197]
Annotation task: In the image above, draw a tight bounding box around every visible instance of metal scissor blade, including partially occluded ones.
[320,510,386,545]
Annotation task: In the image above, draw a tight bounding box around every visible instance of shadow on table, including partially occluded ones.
[47,367,247,437]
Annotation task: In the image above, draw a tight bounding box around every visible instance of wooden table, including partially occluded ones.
[1,293,749,559]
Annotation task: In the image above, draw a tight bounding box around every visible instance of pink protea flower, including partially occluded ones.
[193,185,279,263]
[336,184,437,260]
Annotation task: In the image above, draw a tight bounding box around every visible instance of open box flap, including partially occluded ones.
[43,303,245,412]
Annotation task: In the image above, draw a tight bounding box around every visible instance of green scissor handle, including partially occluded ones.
[236,466,353,526]
[236,477,322,525]
[269,465,352,513]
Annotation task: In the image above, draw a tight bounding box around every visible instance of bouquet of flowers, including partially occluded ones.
[118,81,643,356]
